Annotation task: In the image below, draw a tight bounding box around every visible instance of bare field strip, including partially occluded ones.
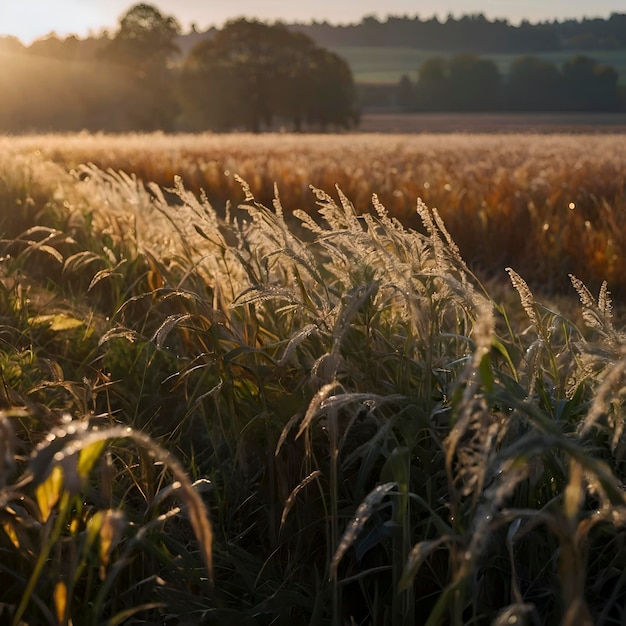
[359,111,626,133]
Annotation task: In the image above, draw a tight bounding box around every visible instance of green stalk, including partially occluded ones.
[391,448,413,625]
[13,490,72,626]
[329,405,340,626]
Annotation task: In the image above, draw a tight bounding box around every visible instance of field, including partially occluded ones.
[359,111,626,133]
[8,132,626,296]
[330,45,626,85]
[1,131,626,625]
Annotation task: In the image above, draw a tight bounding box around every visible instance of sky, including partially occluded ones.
[1,0,625,44]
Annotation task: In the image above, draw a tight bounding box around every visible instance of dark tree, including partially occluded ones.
[507,56,563,110]
[102,3,181,75]
[447,54,502,110]
[180,20,281,132]
[179,19,357,132]
[306,47,358,129]
[179,36,245,131]
[101,3,182,130]
[396,74,414,111]
[562,55,620,110]
[413,55,501,111]
[292,12,563,53]
[413,57,448,110]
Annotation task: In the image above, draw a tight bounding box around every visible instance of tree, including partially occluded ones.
[562,55,619,110]
[413,57,448,110]
[180,20,280,132]
[507,56,563,110]
[447,54,502,110]
[396,75,414,111]
[101,3,182,131]
[413,55,501,111]
[102,3,181,76]
[305,47,358,129]
[179,19,357,132]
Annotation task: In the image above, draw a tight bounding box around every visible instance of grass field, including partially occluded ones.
[7,131,626,295]
[1,132,626,624]
[330,45,626,85]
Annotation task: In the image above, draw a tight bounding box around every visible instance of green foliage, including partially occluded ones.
[508,55,564,110]
[1,152,626,624]
[562,55,620,110]
[406,52,620,112]
[328,45,626,86]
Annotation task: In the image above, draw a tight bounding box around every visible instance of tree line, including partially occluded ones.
[396,54,621,112]
[295,13,626,54]
[0,4,358,133]
[2,3,625,133]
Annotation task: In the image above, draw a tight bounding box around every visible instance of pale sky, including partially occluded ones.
[1,0,624,44]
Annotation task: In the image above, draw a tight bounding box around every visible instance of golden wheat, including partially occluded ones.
[3,132,625,295]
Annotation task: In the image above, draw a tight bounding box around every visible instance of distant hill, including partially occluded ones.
[328,46,626,87]
[289,14,626,54]
[177,13,626,57]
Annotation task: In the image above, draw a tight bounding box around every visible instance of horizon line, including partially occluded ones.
[2,9,625,46]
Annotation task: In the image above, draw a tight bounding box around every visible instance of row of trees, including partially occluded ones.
[396,54,621,112]
[296,13,626,53]
[3,3,623,132]
[0,4,358,133]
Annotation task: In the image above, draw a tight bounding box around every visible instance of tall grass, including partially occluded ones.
[4,132,626,295]
[0,144,625,624]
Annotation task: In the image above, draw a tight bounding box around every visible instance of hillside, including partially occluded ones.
[174,14,626,92]
[329,45,626,86]
[291,13,626,53]
[175,13,626,59]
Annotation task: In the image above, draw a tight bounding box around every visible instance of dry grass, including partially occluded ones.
[4,131,626,296]
[1,133,626,624]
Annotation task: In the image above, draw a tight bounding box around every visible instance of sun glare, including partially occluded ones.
[0,1,106,44]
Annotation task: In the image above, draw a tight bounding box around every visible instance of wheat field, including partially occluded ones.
[6,131,626,296]
[0,132,625,625]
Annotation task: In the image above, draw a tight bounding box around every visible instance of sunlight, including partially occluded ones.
[0,1,107,44]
